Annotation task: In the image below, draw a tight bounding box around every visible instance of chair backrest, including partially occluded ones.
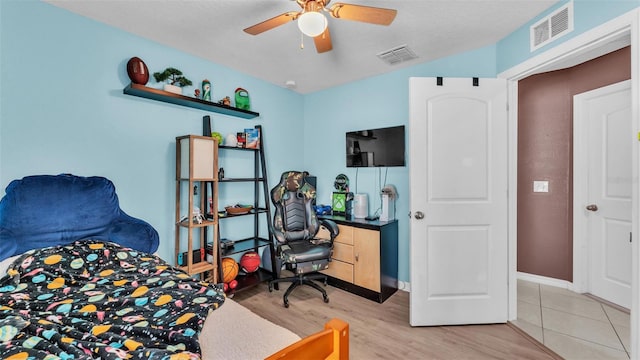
[270,171,319,244]
[0,174,159,260]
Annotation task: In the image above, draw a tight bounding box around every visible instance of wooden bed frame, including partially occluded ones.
[265,318,349,360]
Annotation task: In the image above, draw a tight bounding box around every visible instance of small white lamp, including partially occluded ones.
[297,11,327,37]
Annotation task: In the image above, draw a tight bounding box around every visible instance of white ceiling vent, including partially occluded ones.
[377,45,418,65]
[530,1,573,52]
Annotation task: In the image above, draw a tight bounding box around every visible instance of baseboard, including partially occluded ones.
[398,280,410,292]
[517,271,575,291]
[584,293,630,314]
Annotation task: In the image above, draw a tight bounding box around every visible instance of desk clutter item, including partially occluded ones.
[314,204,332,215]
[334,174,349,192]
[332,191,353,217]
[380,184,398,221]
[353,193,368,218]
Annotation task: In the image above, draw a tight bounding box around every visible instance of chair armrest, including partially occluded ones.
[319,219,339,241]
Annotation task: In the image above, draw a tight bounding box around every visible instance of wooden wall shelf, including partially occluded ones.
[123,83,260,119]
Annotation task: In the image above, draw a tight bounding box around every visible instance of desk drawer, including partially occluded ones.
[322,259,353,283]
[332,242,354,263]
[317,223,354,245]
[334,224,354,245]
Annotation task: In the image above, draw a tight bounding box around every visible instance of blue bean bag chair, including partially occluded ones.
[0,174,159,261]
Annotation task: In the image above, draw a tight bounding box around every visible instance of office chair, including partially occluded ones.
[268,171,339,308]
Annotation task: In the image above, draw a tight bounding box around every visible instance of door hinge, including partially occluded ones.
[630,232,632,243]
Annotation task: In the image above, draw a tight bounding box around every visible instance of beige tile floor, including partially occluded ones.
[514,279,630,359]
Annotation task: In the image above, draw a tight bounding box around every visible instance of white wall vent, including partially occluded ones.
[530,1,573,52]
[377,45,418,65]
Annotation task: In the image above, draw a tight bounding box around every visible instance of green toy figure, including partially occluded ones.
[235,88,250,110]
[202,79,211,101]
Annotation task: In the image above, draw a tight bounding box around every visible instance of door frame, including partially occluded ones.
[573,79,632,297]
[498,8,639,356]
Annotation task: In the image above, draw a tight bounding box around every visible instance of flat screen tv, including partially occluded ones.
[346,125,405,167]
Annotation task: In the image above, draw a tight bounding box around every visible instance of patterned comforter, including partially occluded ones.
[0,240,225,359]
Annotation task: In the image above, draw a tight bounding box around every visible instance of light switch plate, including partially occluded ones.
[533,180,549,193]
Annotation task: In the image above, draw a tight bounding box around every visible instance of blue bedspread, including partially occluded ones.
[0,240,225,359]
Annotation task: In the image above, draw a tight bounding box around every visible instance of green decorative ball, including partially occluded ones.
[211,132,223,144]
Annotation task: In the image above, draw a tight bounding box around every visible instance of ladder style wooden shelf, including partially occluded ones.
[175,135,219,280]
[124,83,260,119]
[215,124,278,295]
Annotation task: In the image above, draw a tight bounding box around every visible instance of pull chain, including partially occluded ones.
[300,32,304,50]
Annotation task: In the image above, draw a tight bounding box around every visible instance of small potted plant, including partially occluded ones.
[153,67,192,95]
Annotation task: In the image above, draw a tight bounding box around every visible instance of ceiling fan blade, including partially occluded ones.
[328,3,397,25]
[314,27,333,53]
[243,11,299,35]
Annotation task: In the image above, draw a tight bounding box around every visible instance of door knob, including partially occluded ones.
[586,204,598,212]
[414,211,425,219]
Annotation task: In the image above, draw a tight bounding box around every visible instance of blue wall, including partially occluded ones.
[0,1,303,262]
[2,0,639,283]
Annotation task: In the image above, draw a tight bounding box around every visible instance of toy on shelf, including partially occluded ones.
[235,88,250,110]
[219,96,231,106]
[202,79,211,101]
[240,251,260,273]
[126,56,149,85]
[222,257,239,283]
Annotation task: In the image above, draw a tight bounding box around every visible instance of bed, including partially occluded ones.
[0,174,348,359]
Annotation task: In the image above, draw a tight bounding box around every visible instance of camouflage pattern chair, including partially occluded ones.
[268,171,339,308]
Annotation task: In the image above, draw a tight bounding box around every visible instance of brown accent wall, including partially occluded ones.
[517,47,630,281]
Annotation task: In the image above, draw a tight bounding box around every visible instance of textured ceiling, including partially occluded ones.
[45,0,558,94]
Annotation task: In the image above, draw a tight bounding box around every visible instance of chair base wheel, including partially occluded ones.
[269,272,330,308]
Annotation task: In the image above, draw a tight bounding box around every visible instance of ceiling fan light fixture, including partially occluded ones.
[297,11,327,37]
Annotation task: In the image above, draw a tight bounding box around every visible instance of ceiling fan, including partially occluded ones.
[243,0,397,53]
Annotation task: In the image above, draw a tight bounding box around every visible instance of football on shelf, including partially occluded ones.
[240,251,260,273]
[126,56,149,85]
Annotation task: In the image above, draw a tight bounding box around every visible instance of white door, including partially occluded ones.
[409,77,508,326]
[574,81,632,308]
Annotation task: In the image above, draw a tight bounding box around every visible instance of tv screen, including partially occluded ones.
[346,125,405,167]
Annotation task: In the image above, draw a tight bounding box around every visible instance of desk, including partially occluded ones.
[319,215,398,303]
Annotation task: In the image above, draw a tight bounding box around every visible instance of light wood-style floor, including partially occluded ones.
[233,281,562,359]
